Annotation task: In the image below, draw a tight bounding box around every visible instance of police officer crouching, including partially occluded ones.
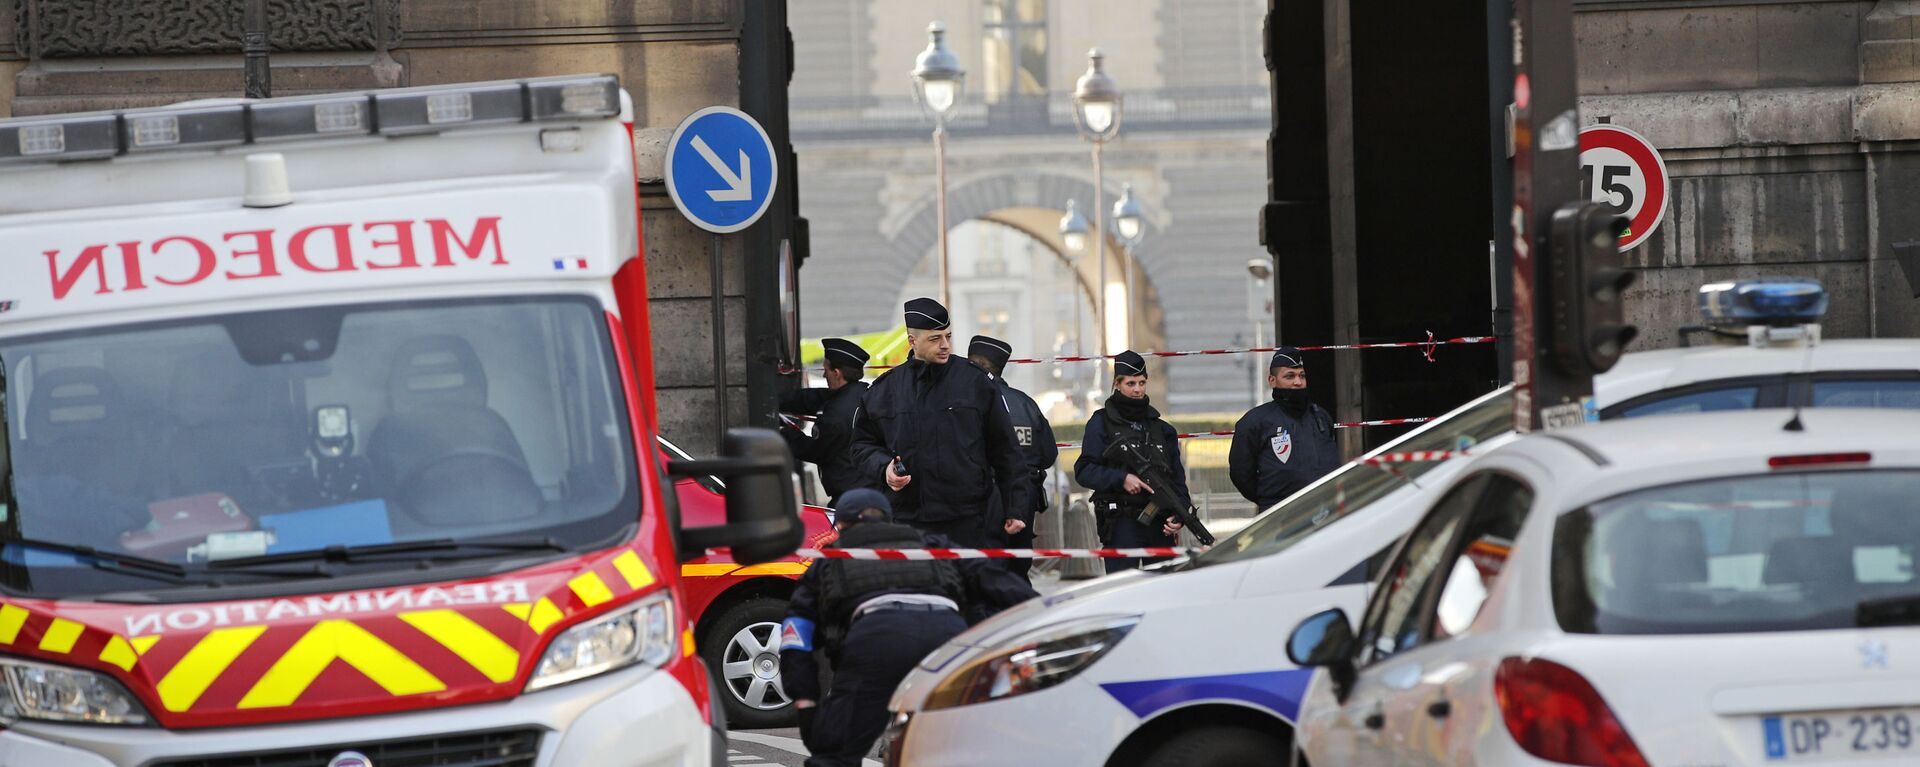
[780,488,1038,766]
[1228,347,1340,511]
[1072,351,1191,573]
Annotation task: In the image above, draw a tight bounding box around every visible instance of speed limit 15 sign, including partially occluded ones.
[1579,124,1669,251]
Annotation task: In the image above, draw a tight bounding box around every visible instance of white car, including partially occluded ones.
[1287,407,1920,766]
[884,278,1920,766]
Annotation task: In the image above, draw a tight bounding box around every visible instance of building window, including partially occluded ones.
[983,0,1047,105]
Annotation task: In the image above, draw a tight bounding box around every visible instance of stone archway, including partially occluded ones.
[882,172,1168,356]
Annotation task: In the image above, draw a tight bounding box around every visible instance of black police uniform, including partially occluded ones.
[1228,350,1340,510]
[849,299,1028,546]
[781,340,874,506]
[972,335,1057,578]
[1072,352,1190,574]
[779,518,1037,767]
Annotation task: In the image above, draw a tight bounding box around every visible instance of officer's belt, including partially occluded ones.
[852,593,960,620]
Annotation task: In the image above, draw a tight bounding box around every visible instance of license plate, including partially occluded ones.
[1764,709,1920,761]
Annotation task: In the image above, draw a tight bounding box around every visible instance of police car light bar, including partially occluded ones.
[1697,278,1828,328]
[0,73,620,164]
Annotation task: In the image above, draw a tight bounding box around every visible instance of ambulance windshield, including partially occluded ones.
[0,295,637,596]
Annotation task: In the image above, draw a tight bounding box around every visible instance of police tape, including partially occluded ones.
[795,547,1203,560]
[1361,450,1460,464]
[855,333,1495,370]
[1049,417,1436,449]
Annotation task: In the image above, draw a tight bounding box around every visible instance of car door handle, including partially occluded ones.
[1427,699,1452,719]
[1363,711,1385,730]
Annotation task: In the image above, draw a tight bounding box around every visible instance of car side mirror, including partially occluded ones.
[669,428,803,565]
[1287,607,1357,701]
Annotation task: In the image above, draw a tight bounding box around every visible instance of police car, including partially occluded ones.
[882,278,1920,766]
[1287,408,1920,767]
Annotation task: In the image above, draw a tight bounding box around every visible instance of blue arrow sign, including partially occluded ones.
[665,106,779,234]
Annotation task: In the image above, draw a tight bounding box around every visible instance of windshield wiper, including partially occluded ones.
[4,537,188,577]
[1857,593,1920,628]
[206,537,568,570]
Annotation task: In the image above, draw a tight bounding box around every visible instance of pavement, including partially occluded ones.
[724,728,881,767]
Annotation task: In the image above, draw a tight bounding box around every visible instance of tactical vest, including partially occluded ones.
[818,522,964,626]
[1089,409,1174,517]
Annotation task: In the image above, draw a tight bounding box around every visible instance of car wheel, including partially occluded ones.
[701,597,796,729]
[1139,726,1287,767]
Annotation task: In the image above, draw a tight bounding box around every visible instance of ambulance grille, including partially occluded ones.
[152,727,542,767]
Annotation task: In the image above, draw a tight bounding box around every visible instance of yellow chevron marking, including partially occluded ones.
[399,610,520,683]
[527,598,564,634]
[0,604,28,644]
[613,550,656,590]
[38,618,83,654]
[680,564,738,577]
[569,571,614,607]
[130,636,160,655]
[99,635,139,671]
[238,620,443,709]
[732,562,808,576]
[157,626,266,712]
[501,603,533,621]
[681,627,696,657]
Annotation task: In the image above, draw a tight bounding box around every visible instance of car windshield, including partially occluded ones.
[1553,469,1920,635]
[1190,386,1514,567]
[0,296,636,596]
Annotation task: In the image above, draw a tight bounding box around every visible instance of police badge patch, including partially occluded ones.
[1271,426,1293,463]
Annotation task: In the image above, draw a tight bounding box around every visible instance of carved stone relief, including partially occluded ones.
[13,0,402,58]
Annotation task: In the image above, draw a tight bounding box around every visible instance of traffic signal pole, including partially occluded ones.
[1510,0,1585,431]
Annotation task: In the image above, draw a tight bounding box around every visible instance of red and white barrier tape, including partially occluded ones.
[1050,417,1435,449]
[854,333,1495,370]
[796,547,1201,560]
[1362,450,1460,465]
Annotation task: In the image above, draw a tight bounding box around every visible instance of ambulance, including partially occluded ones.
[0,74,806,766]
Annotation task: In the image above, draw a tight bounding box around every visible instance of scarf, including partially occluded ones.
[1273,387,1311,414]
[1105,391,1160,424]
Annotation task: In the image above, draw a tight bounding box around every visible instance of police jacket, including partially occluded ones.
[777,522,1039,702]
[1228,397,1340,509]
[1073,403,1190,516]
[779,382,870,503]
[849,358,1028,524]
[993,376,1057,521]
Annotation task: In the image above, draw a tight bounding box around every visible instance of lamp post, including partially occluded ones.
[1247,257,1275,408]
[913,21,965,308]
[1073,49,1121,358]
[1112,182,1144,350]
[1059,200,1090,361]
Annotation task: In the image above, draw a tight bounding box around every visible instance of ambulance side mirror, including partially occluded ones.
[669,428,804,566]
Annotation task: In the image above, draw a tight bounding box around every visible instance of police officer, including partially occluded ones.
[1073,351,1190,573]
[849,298,1028,547]
[779,338,873,506]
[780,488,1037,767]
[1228,346,1340,510]
[968,335,1057,578]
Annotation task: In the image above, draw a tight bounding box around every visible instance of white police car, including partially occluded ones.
[1287,408,1920,767]
[882,278,1920,766]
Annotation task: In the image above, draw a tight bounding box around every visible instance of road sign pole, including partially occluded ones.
[1510,0,1587,431]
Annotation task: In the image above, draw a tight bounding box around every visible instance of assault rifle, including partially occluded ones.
[1101,438,1215,546]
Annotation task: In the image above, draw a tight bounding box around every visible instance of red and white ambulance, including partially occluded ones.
[0,74,807,766]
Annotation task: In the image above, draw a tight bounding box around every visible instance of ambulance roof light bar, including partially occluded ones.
[0,73,620,164]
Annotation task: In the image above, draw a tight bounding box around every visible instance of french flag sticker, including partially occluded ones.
[552,257,590,271]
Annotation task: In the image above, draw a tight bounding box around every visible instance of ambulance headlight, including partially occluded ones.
[0,657,151,726]
[527,592,675,691]
[923,614,1139,711]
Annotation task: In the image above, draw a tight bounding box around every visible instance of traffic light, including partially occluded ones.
[1548,201,1638,375]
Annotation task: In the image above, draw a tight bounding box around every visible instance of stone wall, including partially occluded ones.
[1575,0,1920,342]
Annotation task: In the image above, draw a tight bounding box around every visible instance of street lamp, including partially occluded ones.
[1073,49,1122,358]
[1247,256,1275,406]
[1112,182,1144,348]
[1059,199,1090,360]
[913,21,965,308]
